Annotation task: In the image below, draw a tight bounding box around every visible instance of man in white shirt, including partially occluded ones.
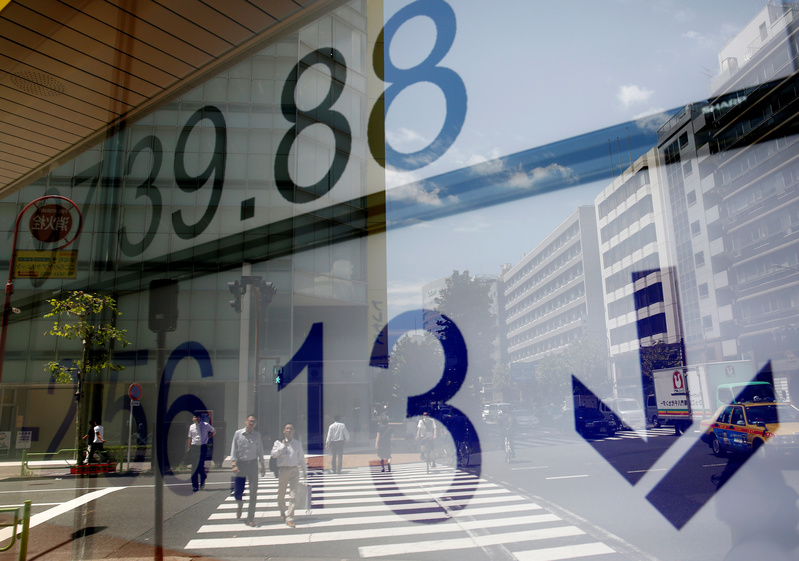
[230,414,265,526]
[271,423,306,528]
[325,415,349,474]
[416,411,437,467]
[187,413,215,492]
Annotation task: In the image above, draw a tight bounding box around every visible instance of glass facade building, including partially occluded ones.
[1,1,798,560]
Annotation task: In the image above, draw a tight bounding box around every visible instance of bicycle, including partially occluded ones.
[419,437,435,473]
[456,441,470,468]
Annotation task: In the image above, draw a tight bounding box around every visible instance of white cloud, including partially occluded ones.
[387,279,425,313]
[634,109,671,132]
[388,182,458,206]
[385,127,428,150]
[506,163,577,190]
[617,84,654,108]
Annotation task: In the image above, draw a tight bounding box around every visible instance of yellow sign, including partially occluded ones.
[13,250,78,279]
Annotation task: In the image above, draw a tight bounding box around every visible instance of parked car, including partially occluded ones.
[574,406,616,437]
[599,398,646,431]
[485,402,511,423]
[511,408,539,429]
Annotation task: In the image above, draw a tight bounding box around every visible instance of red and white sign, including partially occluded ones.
[672,370,684,391]
[29,204,73,243]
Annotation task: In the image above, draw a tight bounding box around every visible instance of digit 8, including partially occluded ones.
[275,49,352,203]
[368,0,467,171]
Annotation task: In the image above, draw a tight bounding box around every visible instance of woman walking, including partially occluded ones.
[375,421,392,472]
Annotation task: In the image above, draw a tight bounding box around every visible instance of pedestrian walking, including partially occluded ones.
[84,420,106,463]
[187,413,215,492]
[416,411,437,467]
[375,421,392,472]
[271,423,307,528]
[325,415,349,474]
[230,414,265,526]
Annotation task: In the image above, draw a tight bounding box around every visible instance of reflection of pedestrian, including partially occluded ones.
[325,415,349,474]
[83,420,106,463]
[416,412,437,467]
[230,414,265,527]
[271,423,307,528]
[81,421,95,464]
[375,422,392,472]
[137,422,146,445]
[187,413,215,492]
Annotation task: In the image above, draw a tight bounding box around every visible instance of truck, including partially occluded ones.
[650,360,775,434]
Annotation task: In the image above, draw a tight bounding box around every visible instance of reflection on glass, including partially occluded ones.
[0,1,798,560]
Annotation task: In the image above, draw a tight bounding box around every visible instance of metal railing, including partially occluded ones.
[20,449,77,476]
[0,500,31,561]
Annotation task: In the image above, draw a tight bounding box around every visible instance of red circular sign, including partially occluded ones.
[128,384,143,401]
[29,204,73,243]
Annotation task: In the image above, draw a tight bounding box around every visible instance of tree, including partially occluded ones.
[44,291,130,461]
[374,332,443,420]
[434,270,497,419]
[534,338,610,407]
[638,340,683,392]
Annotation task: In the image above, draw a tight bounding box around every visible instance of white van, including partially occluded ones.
[486,402,511,423]
[599,398,645,431]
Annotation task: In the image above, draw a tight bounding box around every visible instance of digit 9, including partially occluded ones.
[172,106,227,239]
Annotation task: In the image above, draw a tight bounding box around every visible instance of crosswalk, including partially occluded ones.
[513,427,677,449]
[185,463,628,560]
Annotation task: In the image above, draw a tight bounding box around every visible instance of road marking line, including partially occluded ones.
[358,526,585,557]
[204,501,545,529]
[188,523,583,551]
[626,468,668,474]
[0,487,124,542]
[511,466,548,471]
[514,541,617,560]
[545,475,588,480]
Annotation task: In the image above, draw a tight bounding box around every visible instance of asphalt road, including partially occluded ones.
[1,426,797,561]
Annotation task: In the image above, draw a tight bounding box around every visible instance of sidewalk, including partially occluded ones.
[0,444,430,481]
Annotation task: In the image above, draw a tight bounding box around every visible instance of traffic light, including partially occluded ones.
[149,278,179,332]
[228,280,244,312]
[273,364,283,384]
[261,281,277,305]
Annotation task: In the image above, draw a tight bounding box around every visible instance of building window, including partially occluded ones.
[679,132,689,149]
[702,315,713,331]
[759,22,767,42]
[695,251,705,267]
[683,160,693,176]
[687,190,697,206]
[698,283,709,299]
[691,220,701,236]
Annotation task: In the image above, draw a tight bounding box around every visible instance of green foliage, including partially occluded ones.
[375,332,443,419]
[43,291,130,383]
[534,338,610,406]
[639,340,683,390]
[434,270,497,380]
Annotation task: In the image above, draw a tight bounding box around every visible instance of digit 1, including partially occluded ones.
[277,323,324,453]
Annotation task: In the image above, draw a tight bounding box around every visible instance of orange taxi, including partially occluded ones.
[699,401,799,458]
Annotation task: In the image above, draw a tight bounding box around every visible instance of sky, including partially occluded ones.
[380,0,768,317]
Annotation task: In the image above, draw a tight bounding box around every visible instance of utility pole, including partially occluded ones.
[228,276,277,421]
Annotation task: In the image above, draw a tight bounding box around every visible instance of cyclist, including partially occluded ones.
[416,411,437,468]
[498,411,516,460]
